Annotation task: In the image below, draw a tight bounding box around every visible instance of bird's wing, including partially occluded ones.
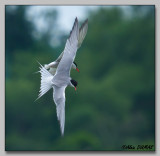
[55,19,87,63]
[55,51,64,62]
[78,19,88,48]
[53,17,79,79]
[53,85,66,136]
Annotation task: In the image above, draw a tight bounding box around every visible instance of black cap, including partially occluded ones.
[73,61,77,67]
[71,79,78,87]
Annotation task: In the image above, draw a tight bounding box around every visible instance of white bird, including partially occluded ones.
[37,17,83,136]
[44,19,88,75]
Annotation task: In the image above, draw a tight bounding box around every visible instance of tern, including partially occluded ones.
[37,18,86,136]
[44,19,88,75]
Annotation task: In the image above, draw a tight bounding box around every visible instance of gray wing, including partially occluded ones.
[55,51,64,62]
[78,19,88,48]
[55,19,87,63]
[53,85,66,136]
[54,17,79,79]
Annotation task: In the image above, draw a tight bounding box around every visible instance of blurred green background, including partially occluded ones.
[5,5,155,151]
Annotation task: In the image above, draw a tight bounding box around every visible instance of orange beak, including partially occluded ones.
[75,87,77,91]
[76,67,79,72]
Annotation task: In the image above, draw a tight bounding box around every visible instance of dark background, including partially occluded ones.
[5,5,155,151]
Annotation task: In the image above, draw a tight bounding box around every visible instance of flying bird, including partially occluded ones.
[37,17,87,136]
[44,19,88,75]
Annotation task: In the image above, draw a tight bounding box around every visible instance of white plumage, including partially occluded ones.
[36,18,87,136]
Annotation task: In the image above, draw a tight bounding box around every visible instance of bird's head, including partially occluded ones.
[70,79,78,91]
[73,62,79,72]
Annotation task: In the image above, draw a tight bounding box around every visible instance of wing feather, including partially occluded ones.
[53,18,87,65]
[55,51,64,62]
[53,17,79,80]
[78,19,88,48]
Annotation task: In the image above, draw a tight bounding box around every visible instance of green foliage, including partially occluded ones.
[5,6,155,151]
[5,6,34,55]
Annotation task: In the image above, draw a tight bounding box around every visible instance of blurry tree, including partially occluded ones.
[5,6,59,78]
[5,6,34,56]
[5,6,34,78]
[76,6,155,150]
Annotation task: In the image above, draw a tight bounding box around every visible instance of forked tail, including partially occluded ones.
[35,61,53,101]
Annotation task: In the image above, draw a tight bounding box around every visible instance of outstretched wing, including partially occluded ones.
[54,19,88,63]
[78,19,88,48]
[53,17,79,79]
[55,51,64,62]
[53,85,66,136]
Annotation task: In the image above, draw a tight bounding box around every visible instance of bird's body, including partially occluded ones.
[37,17,85,135]
[44,58,77,75]
[44,62,58,75]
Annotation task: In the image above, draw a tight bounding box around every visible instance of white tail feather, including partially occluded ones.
[35,62,53,101]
